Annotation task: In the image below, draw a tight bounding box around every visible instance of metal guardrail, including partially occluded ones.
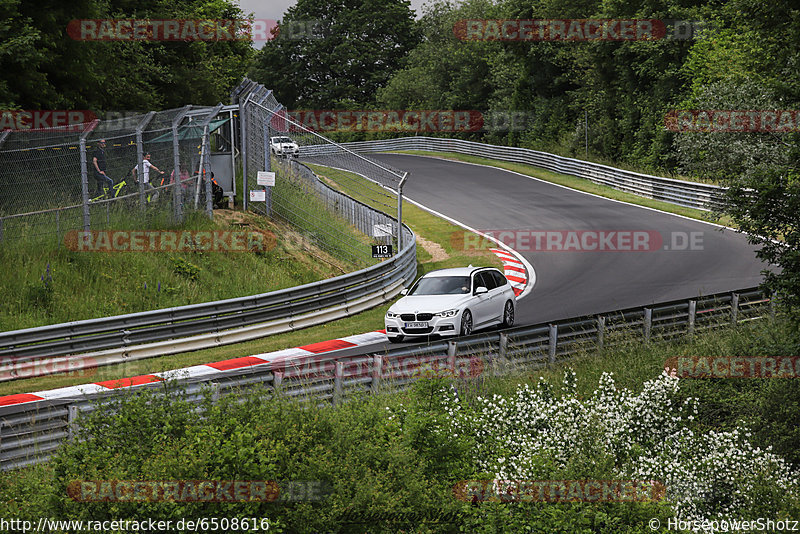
[0,163,416,380]
[0,286,772,470]
[300,137,725,211]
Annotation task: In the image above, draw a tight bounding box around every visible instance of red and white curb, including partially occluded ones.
[490,248,528,297]
[0,331,389,408]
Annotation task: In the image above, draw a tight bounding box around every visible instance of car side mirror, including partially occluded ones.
[475,286,488,295]
[400,288,408,296]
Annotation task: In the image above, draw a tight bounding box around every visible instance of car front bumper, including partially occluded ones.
[384,314,460,338]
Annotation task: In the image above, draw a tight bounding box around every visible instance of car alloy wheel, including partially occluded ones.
[460,310,473,336]
[502,300,515,328]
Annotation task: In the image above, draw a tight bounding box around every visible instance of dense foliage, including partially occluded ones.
[0,0,254,111]
[3,320,800,532]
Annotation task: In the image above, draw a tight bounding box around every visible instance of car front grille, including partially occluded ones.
[402,327,434,335]
[399,313,434,322]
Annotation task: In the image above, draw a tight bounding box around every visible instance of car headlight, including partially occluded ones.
[386,311,399,319]
[435,309,458,318]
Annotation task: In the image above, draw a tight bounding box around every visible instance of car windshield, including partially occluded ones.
[408,275,470,295]
[274,137,293,143]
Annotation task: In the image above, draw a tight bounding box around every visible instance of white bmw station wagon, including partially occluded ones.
[385,266,517,343]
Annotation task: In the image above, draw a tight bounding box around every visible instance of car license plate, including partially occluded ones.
[404,322,428,329]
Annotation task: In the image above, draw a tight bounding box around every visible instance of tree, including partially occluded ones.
[674,0,800,314]
[0,0,254,112]
[249,0,419,109]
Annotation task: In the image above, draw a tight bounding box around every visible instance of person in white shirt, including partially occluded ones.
[132,153,165,201]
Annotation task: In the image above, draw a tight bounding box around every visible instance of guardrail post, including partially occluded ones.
[688,300,696,336]
[643,308,652,343]
[447,341,457,374]
[273,371,283,395]
[68,405,79,441]
[548,324,557,363]
[372,355,383,394]
[498,332,508,375]
[731,293,739,325]
[596,316,605,351]
[210,382,220,405]
[333,361,344,405]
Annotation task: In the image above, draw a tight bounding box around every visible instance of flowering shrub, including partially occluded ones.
[426,370,799,526]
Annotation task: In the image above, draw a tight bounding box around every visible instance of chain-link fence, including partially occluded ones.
[0,106,228,245]
[2,79,412,273]
[235,79,410,267]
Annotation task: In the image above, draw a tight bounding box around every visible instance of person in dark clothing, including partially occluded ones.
[206,171,225,209]
[92,139,113,196]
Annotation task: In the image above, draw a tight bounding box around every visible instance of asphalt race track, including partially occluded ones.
[304,152,769,353]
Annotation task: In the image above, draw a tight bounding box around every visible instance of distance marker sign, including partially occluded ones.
[372,244,393,258]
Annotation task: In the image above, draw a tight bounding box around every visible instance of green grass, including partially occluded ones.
[391,150,733,227]
[0,164,503,396]
[0,208,354,333]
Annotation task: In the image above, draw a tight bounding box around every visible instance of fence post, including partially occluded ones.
[372,354,383,394]
[79,120,99,231]
[687,300,696,336]
[196,104,223,217]
[79,138,90,231]
[171,106,190,223]
[731,293,739,325]
[333,361,344,405]
[240,93,250,211]
[596,316,605,351]
[548,324,557,363]
[136,112,155,212]
[643,308,652,343]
